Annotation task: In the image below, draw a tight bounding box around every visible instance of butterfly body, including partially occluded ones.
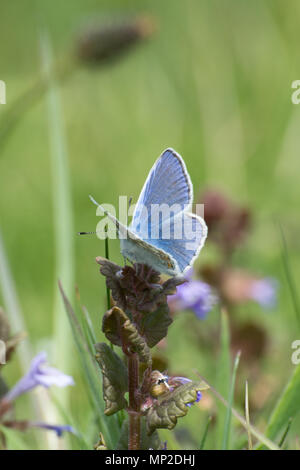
[91,148,207,276]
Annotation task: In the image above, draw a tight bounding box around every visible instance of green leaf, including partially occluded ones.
[116,418,161,450]
[95,342,128,416]
[146,381,209,435]
[102,306,151,364]
[141,305,172,348]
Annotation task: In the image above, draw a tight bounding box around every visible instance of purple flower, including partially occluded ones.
[5,352,74,402]
[249,278,278,309]
[168,269,216,319]
[30,422,76,437]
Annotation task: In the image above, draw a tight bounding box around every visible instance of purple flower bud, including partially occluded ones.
[169,376,192,385]
[168,269,216,319]
[249,278,278,309]
[4,352,74,402]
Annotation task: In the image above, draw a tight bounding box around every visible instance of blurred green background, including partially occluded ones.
[0,0,300,449]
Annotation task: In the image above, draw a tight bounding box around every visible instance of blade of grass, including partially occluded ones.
[199,416,212,450]
[262,362,300,444]
[277,221,300,328]
[195,372,280,450]
[215,308,231,449]
[245,381,253,450]
[221,350,241,449]
[278,417,293,449]
[40,32,74,383]
[59,281,120,449]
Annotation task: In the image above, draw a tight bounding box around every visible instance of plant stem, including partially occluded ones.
[128,353,141,450]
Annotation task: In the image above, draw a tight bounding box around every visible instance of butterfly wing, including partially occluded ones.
[120,231,179,275]
[148,212,207,273]
[131,148,192,239]
[90,194,180,274]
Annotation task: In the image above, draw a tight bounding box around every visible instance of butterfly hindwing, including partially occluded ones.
[148,212,207,273]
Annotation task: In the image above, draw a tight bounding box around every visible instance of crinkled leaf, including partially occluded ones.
[97,258,183,315]
[95,342,128,415]
[102,307,151,365]
[96,257,126,309]
[117,417,161,450]
[141,305,173,348]
[146,381,209,435]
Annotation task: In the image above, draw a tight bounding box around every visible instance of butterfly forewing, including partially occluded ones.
[130,148,193,240]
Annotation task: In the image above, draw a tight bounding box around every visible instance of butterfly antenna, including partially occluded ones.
[78,231,97,235]
[89,194,110,217]
[89,194,100,207]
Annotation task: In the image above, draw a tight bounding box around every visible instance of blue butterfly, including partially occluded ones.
[90,148,207,276]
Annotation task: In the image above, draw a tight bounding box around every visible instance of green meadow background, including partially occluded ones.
[0,0,300,449]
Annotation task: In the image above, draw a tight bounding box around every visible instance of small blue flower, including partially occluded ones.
[30,422,76,437]
[249,278,278,309]
[168,269,216,319]
[5,351,74,402]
